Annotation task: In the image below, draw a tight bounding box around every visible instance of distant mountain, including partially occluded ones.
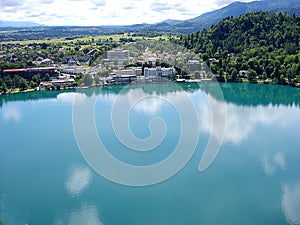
[143,0,300,33]
[159,19,182,26]
[187,0,299,26]
[0,20,42,27]
[1,0,300,39]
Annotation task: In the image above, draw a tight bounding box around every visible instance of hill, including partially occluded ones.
[143,0,300,33]
[177,12,300,86]
[0,20,42,27]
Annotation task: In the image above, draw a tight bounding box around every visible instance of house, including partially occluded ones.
[87,48,100,56]
[209,58,218,63]
[51,74,75,87]
[239,70,249,78]
[39,81,53,90]
[134,68,143,76]
[188,60,201,72]
[39,58,54,66]
[51,78,75,87]
[107,75,137,84]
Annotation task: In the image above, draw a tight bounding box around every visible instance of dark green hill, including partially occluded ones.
[177,12,300,86]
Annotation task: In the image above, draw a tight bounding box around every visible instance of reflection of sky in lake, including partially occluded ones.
[1,83,300,225]
[54,203,103,225]
[66,165,92,197]
[194,92,300,145]
[282,181,300,225]
[262,153,286,176]
[1,105,21,122]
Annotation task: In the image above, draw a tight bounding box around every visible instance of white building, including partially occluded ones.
[188,60,201,72]
[107,49,130,65]
[160,67,175,78]
[144,67,157,78]
[144,67,175,79]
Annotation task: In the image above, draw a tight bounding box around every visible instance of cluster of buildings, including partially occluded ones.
[0,42,98,69]
[2,67,75,90]
[105,48,177,83]
[106,66,176,84]
[1,44,211,90]
[39,74,75,90]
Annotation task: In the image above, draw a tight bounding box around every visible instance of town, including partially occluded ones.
[0,36,214,94]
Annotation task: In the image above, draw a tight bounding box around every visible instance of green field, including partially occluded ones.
[1,33,168,45]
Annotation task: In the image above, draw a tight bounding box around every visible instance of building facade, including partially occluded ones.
[188,60,201,72]
[107,49,130,65]
[144,67,175,79]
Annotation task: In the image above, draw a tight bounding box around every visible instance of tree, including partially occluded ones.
[41,43,48,49]
[3,75,13,88]
[29,81,38,89]
[45,73,50,81]
[19,77,28,90]
[248,69,257,81]
[113,57,119,67]
[32,74,41,84]
[231,68,238,80]
[94,76,100,85]
[1,82,7,93]
[82,74,93,86]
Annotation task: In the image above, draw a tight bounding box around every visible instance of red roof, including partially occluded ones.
[3,67,55,73]
[3,68,26,73]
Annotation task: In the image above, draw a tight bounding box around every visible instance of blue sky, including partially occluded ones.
[0,0,257,26]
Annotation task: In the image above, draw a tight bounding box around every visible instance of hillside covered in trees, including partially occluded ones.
[177,12,300,86]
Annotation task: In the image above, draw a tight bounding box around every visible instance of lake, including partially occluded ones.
[0,82,300,225]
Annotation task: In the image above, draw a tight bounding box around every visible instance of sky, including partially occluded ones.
[0,0,257,26]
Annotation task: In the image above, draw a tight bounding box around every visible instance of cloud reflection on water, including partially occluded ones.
[196,93,298,145]
[262,153,286,176]
[66,166,92,197]
[2,105,21,122]
[56,92,76,104]
[282,181,300,225]
[54,203,103,225]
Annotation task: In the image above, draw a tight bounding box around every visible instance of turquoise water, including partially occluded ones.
[0,82,300,225]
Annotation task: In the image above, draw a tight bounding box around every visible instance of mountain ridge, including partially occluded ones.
[0,20,42,27]
[1,0,300,35]
[146,0,300,33]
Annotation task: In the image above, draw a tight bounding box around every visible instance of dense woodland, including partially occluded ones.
[177,12,300,85]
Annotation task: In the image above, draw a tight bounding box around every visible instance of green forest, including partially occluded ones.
[177,12,300,86]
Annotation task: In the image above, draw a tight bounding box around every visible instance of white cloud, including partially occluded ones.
[0,0,257,26]
[282,181,300,225]
[66,166,92,196]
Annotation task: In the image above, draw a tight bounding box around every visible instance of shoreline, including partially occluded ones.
[1,78,299,96]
